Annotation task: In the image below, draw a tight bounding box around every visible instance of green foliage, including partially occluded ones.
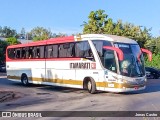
[6,37,20,45]
[145,37,160,69]
[83,9,152,48]
[112,20,123,36]
[0,26,17,38]
[145,37,160,54]
[54,33,67,37]
[104,18,114,34]
[0,40,8,64]
[17,27,26,39]
[83,9,107,34]
[145,54,160,69]
[29,27,53,41]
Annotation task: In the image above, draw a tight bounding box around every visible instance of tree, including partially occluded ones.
[0,40,8,64]
[134,27,151,47]
[145,54,160,69]
[54,33,67,37]
[0,26,17,38]
[112,20,123,36]
[83,9,108,34]
[82,9,152,48]
[6,37,20,45]
[29,27,53,41]
[145,37,160,54]
[20,27,26,39]
[104,18,114,34]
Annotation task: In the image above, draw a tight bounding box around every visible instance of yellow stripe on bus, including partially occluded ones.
[7,75,145,88]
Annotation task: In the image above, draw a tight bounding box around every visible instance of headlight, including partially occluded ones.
[144,77,147,82]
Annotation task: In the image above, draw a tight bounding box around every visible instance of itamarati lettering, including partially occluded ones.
[70,62,91,69]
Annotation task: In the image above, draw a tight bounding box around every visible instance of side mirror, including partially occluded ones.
[103,46,124,61]
[141,48,152,62]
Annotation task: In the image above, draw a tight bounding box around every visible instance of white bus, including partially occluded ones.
[6,34,152,93]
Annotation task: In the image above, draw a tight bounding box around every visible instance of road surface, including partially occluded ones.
[0,75,160,120]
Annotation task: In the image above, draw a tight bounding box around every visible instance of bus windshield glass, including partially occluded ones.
[115,43,145,77]
[93,40,145,77]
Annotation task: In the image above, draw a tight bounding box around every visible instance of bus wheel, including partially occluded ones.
[87,78,96,94]
[21,74,29,86]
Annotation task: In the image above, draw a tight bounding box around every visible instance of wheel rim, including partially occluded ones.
[23,77,28,85]
[87,81,92,91]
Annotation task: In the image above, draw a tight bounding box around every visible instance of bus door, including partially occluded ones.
[74,41,100,88]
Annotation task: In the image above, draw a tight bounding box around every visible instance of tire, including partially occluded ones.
[87,78,96,94]
[155,75,159,79]
[21,74,29,86]
[150,74,154,79]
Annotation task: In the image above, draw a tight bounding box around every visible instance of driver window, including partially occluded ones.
[75,41,95,61]
[103,50,117,72]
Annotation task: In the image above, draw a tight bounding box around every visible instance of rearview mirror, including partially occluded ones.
[141,48,152,62]
[103,46,124,61]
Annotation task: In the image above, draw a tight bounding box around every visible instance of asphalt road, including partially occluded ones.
[0,75,160,120]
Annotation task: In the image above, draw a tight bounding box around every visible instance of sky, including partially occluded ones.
[0,0,160,37]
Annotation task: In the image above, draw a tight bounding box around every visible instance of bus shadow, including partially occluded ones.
[11,82,87,94]
[37,85,86,93]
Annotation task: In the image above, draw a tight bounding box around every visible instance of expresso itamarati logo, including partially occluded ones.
[70,62,96,69]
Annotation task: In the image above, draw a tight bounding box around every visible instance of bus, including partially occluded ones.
[6,34,152,93]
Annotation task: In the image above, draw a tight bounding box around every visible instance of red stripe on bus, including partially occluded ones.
[47,36,75,45]
[7,36,75,48]
[6,58,81,62]
[46,58,81,61]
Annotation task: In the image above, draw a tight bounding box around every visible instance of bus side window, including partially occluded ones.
[47,45,53,58]
[28,47,33,59]
[7,48,15,59]
[59,44,67,57]
[75,42,84,57]
[32,47,37,58]
[52,45,58,58]
[25,47,29,59]
[31,46,41,58]
[39,46,45,58]
[59,43,74,58]
[75,41,94,60]
[46,44,58,58]
[15,48,21,59]
[69,43,75,57]
[36,47,40,58]
[22,48,26,59]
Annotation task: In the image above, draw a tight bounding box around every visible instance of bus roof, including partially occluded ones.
[7,36,74,48]
[79,34,138,44]
[7,34,137,49]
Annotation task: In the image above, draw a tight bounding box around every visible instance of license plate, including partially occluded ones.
[108,83,114,88]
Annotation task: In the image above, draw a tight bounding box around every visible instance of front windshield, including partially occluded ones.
[93,40,145,77]
[115,43,145,77]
